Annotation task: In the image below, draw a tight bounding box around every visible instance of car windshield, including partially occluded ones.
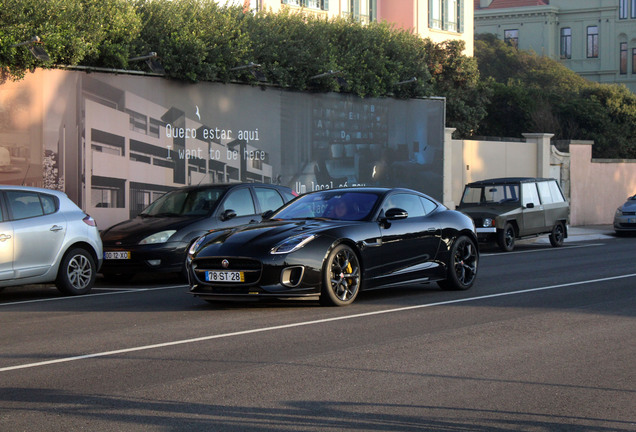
[140,187,225,217]
[461,184,520,205]
[274,190,380,221]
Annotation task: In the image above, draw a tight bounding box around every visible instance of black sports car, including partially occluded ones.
[187,187,479,306]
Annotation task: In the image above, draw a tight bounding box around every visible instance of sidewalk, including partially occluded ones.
[535,224,614,244]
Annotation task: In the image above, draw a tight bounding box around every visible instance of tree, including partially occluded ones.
[475,33,636,158]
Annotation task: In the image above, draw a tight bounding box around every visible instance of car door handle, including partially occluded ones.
[50,225,64,232]
[0,234,11,242]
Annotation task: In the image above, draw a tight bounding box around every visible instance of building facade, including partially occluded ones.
[244,0,474,54]
[474,0,636,93]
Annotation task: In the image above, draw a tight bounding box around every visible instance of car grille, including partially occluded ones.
[193,257,262,284]
[622,211,636,216]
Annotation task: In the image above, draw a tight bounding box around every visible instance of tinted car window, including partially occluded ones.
[521,183,540,207]
[141,187,225,216]
[40,194,58,215]
[254,187,284,212]
[420,197,438,215]
[383,193,426,217]
[221,188,255,216]
[7,191,44,220]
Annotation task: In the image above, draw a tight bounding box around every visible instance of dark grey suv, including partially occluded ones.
[100,183,296,281]
[457,177,570,252]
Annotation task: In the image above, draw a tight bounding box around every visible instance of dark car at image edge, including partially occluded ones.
[100,183,296,282]
[186,187,479,306]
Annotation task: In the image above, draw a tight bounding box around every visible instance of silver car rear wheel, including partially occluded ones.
[56,248,96,295]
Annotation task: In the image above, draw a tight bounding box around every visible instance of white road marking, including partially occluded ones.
[2,273,635,373]
[481,243,604,257]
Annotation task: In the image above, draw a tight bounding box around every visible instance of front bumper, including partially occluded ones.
[101,241,188,275]
[188,255,322,299]
[614,214,636,231]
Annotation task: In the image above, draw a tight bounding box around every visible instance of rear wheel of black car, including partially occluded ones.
[438,235,478,291]
[549,222,565,247]
[497,222,516,252]
[320,244,361,306]
[56,248,96,295]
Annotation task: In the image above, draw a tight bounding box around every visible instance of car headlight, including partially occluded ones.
[189,235,207,255]
[615,208,623,216]
[271,234,316,255]
[139,230,177,245]
[483,218,494,228]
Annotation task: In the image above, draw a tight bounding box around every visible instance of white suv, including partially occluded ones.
[0,186,103,295]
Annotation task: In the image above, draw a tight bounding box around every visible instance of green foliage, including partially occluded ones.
[475,33,636,158]
[0,0,487,136]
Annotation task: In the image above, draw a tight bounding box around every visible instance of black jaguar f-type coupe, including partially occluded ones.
[186,187,478,306]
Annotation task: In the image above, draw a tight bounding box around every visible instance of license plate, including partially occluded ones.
[104,251,131,260]
[629,218,634,223]
[205,271,244,282]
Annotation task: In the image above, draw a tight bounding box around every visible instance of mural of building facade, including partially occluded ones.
[0,69,445,230]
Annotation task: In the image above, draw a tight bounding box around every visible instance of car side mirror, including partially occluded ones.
[221,209,237,221]
[525,203,535,209]
[384,208,408,220]
[261,210,274,220]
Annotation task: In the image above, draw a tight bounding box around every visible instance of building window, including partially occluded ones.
[429,0,464,33]
[281,0,328,9]
[633,48,636,74]
[632,0,636,18]
[560,28,572,59]
[504,29,519,49]
[429,0,442,29]
[446,0,458,32]
[368,0,376,22]
[586,26,599,58]
[619,0,628,18]
[620,43,628,74]
[126,109,148,134]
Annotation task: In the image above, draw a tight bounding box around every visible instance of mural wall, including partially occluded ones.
[0,69,445,230]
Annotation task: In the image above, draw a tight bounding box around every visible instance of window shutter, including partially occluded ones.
[429,0,434,28]
[322,0,329,10]
[458,0,464,33]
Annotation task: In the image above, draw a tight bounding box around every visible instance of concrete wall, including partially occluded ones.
[444,135,636,226]
[569,142,636,225]
[443,131,553,208]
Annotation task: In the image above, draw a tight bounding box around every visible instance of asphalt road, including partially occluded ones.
[1,231,635,431]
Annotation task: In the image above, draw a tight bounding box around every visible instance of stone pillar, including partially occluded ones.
[522,133,554,178]
[443,127,456,208]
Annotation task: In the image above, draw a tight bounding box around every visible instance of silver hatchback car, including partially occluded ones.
[0,186,103,295]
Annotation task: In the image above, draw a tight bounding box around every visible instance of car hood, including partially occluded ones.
[194,219,350,256]
[101,215,202,244]
[620,200,636,212]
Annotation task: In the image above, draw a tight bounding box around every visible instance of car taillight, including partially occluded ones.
[83,215,97,227]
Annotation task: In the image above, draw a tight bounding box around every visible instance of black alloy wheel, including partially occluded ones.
[320,244,361,306]
[549,222,565,247]
[438,235,478,291]
[497,222,516,252]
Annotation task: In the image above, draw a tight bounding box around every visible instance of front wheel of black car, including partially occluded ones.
[549,222,565,247]
[320,244,361,306]
[497,222,516,252]
[56,248,96,295]
[438,235,478,291]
